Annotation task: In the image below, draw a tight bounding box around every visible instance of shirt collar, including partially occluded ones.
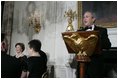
[91,24,95,30]
[86,24,95,31]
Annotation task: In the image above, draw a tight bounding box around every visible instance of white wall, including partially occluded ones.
[107,28,117,47]
[10,1,117,78]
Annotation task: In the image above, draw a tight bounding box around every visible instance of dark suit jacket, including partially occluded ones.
[1,52,21,78]
[94,26,111,49]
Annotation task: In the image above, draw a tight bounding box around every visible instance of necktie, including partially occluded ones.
[84,26,92,30]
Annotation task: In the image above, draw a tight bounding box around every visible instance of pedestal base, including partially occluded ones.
[76,55,91,78]
[76,55,91,62]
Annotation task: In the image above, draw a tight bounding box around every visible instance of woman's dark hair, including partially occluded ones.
[15,43,25,52]
[28,39,41,52]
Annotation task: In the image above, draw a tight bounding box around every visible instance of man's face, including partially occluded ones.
[83,12,95,27]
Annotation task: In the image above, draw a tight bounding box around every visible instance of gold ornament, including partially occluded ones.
[64,9,77,32]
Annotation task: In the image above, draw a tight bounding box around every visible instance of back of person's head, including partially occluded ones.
[1,33,8,53]
[15,43,25,52]
[28,39,41,52]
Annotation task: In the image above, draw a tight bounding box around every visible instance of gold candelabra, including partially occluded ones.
[64,9,77,31]
[28,10,41,33]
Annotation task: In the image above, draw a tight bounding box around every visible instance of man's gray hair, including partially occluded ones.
[91,12,97,19]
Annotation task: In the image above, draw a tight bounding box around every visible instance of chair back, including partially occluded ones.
[42,70,48,78]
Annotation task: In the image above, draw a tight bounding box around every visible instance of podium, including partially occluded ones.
[62,31,100,78]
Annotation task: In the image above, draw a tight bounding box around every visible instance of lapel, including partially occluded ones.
[94,25,99,31]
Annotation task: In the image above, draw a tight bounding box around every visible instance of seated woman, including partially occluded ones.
[27,39,47,78]
[14,43,27,78]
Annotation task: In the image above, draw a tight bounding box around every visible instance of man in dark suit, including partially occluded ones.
[1,33,21,78]
[76,11,111,78]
